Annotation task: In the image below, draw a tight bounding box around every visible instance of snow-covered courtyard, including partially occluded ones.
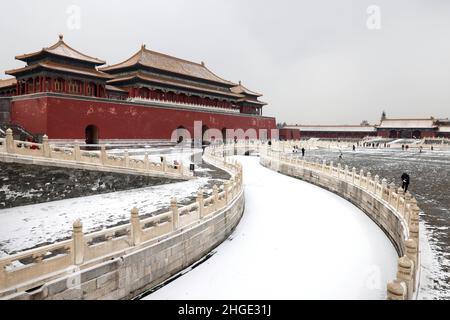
[142,156,398,300]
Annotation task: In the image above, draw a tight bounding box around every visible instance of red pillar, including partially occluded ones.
[50,78,54,92]
[15,81,19,96]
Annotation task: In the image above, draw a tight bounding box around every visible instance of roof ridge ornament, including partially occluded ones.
[201,61,205,66]
[141,44,146,50]
[59,34,64,41]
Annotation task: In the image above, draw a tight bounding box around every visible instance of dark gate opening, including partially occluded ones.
[85,125,99,145]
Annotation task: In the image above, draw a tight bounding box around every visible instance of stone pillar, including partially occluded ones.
[5,128,14,153]
[213,185,219,211]
[171,198,179,231]
[197,190,204,218]
[337,163,341,179]
[405,238,418,287]
[366,172,372,191]
[359,169,364,186]
[388,182,396,204]
[178,160,183,175]
[130,207,141,246]
[381,178,388,200]
[352,167,356,184]
[72,219,84,265]
[387,280,406,300]
[224,181,230,204]
[144,153,149,171]
[124,150,130,167]
[162,157,167,172]
[344,165,349,181]
[396,255,414,299]
[100,145,107,165]
[374,175,380,194]
[74,144,81,161]
[42,134,50,157]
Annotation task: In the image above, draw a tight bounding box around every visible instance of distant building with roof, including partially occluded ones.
[280,116,450,140]
[0,35,275,142]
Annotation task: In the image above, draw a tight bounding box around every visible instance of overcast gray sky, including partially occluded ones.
[1,0,449,124]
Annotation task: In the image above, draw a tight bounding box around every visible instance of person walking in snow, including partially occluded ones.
[301,147,305,157]
[401,173,410,193]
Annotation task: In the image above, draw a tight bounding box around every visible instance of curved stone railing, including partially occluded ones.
[0,128,191,179]
[258,146,421,300]
[0,147,244,299]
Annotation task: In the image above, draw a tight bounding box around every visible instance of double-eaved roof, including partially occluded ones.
[0,78,17,89]
[15,35,105,66]
[101,45,237,86]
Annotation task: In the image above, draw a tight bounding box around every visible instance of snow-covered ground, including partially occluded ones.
[143,156,398,300]
[299,147,450,299]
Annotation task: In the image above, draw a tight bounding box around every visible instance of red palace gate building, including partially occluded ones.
[0,35,276,143]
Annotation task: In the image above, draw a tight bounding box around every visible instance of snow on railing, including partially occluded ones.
[130,97,240,114]
[0,128,191,179]
[260,146,421,300]
[0,145,243,295]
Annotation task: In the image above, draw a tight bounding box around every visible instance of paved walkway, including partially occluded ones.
[144,156,398,300]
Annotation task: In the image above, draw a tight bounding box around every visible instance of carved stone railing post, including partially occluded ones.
[405,238,418,287]
[74,145,86,164]
[42,134,50,157]
[359,169,364,186]
[144,153,149,171]
[396,256,414,299]
[224,181,230,204]
[388,182,396,204]
[5,128,13,153]
[72,219,84,265]
[171,198,179,231]
[337,163,341,179]
[213,185,219,211]
[124,150,130,168]
[387,280,406,300]
[178,160,183,175]
[366,172,372,191]
[381,178,387,200]
[344,165,349,181]
[100,145,107,165]
[130,207,142,246]
[162,157,167,172]
[374,175,380,194]
[197,190,204,218]
[352,167,356,184]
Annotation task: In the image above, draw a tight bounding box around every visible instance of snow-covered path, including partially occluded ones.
[144,156,398,300]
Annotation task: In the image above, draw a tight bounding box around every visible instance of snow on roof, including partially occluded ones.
[378,118,436,129]
[15,35,106,65]
[101,45,236,86]
[438,126,450,132]
[284,125,376,132]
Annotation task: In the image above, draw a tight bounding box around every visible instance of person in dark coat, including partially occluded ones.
[301,148,305,157]
[401,173,410,192]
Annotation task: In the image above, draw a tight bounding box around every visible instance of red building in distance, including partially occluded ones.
[0,35,275,143]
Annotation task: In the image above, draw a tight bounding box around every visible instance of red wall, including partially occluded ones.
[10,97,48,135]
[11,95,276,140]
[279,128,301,140]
